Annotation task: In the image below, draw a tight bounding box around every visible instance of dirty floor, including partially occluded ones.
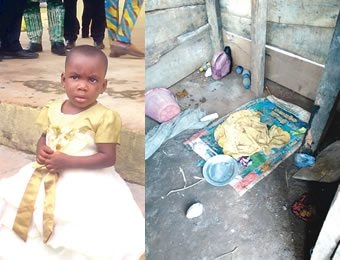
[145,71,339,259]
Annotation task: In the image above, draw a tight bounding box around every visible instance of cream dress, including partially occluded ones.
[0,100,145,259]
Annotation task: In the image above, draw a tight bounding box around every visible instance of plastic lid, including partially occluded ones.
[202,155,239,186]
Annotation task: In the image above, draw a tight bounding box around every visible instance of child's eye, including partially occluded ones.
[89,78,98,83]
[71,75,79,80]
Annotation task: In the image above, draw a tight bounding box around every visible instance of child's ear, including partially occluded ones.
[101,79,108,93]
[61,73,66,87]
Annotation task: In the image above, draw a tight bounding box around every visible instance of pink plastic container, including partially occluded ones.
[145,88,181,123]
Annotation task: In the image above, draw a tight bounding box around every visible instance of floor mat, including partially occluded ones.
[184,95,310,196]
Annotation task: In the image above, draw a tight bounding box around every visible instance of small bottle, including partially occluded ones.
[199,62,211,72]
[235,65,243,75]
[242,70,251,89]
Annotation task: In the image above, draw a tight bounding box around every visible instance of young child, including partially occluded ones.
[0,45,145,259]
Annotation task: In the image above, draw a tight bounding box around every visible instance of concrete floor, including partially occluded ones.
[145,70,339,259]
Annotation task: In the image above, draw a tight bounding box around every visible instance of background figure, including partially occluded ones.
[81,0,90,38]
[0,0,38,59]
[105,0,144,58]
[24,0,66,55]
[64,0,105,49]
[63,0,79,49]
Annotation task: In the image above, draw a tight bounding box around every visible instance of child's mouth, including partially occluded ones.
[75,96,86,102]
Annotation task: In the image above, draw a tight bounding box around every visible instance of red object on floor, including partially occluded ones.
[291,192,316,222]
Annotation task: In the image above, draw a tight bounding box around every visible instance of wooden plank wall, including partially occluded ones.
[145,0,339,100]
[220,0,340,100]
[223,32,324,100]
[146,0,213,89]
[250,0,267,97]
[220,0,339,64]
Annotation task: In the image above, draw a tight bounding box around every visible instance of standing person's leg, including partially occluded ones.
[105,0,119,45]
[63,0,78,49]
[47,0,66,55]
[0,0,4,60]
[109,0,144,58]
[89,0,105,49]
[23,1,43,52]
[81,0,91,38]
[0,0,38,58]
[116,0,143,44]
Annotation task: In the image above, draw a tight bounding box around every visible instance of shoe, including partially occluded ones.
[82,34,89,38]
[26,42,43,53]
[94,41,105,49]
[51,42,66,56]
[109,41,145,58]
[1,49,39,59]
[65,40,75,50]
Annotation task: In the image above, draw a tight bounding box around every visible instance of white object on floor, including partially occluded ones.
[200,113,219,122]
[186,202,204,219]
[205,67,212,77]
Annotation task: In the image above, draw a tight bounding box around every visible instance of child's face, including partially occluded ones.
[61,53,107,111]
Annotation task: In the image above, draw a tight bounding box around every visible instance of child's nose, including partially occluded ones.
[77,81,88,90]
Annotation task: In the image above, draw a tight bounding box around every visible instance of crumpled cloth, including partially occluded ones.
[214,110,290,158]
[145,109,211,160]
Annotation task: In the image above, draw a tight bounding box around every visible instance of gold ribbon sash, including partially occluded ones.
[12,166,58,243]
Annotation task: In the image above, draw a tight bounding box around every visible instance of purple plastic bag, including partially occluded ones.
[211,51,231,80]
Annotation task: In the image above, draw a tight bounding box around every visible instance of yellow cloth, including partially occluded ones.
[12,100,122,243]
[12,166,58,243]
[214,110,290,158]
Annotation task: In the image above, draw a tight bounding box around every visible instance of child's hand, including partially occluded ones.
[36,145,54,165]
[44,151,67,174]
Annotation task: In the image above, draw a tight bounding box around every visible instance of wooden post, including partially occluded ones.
[251,0,267,97]
[206,0,224,54]
[302,11,340,153]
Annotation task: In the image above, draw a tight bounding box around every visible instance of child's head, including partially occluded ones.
[61,45,108,112]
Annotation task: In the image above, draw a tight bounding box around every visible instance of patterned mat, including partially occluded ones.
[184,95,310,196]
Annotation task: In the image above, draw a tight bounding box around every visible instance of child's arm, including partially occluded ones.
[36,134,54,165]
[44,143,117,173]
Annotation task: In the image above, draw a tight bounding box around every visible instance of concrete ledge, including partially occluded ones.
[116,129,145,185]
[0,102,145,185]
[0,103,40,153]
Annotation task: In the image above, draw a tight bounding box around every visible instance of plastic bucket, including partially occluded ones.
[145,88,181,123]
